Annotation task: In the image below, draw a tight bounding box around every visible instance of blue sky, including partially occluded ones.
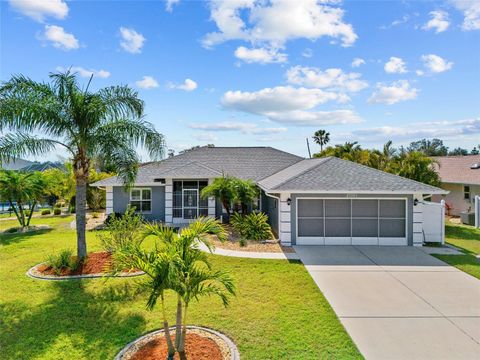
[1,0,479,160]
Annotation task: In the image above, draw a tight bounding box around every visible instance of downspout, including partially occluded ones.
[264,191,281,239]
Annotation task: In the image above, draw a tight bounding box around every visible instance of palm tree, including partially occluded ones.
[233,178,259,215]
[112,218,235,360]
[0,170,45,228]
[200,173,236,222]
[0,71,165,258]
[312,129,330,152]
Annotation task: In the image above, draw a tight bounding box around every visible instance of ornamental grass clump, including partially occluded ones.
[231,212,272,241]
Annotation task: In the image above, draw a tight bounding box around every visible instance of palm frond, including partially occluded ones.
[0,133,70,163]
[98,85,144,120]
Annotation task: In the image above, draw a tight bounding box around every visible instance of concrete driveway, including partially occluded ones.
[294,246,480,360]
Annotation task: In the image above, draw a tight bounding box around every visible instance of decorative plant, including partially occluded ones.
[0,170,46,229]
[98,207,144,253]
[0,71,165,258]
[200,173,236,222]
[231,212,272,241]
[112,217,236,360]
[46,249,78,275]
[233,178,259,215]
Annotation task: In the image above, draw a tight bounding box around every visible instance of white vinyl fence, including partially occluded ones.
[422,200,445,244]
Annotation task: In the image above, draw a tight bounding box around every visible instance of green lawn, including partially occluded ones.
[432,220,480,280]
[0,217,361,360]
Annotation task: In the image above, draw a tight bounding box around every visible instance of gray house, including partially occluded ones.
[92,146,447,246]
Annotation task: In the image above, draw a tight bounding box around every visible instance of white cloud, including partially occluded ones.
[135,76,159,89]
[168,78,198,91]
[350,118,480,141]
[285,66,368,92]
[9,0,68,22]
[203,0,357,54]
[450,0,480,31]
[42,25,79,50]
[380,15,410,29]
[165,0,180,12]
[302,48,313,58]
[55,66,110,78]
[119,27,145,54]
[351,57,365,68]
[234,46,287,64]
[416,70,425,76]
[190,122,287,135]
[368,80,418,105]
[423,10,450,33]
[421,54,453,73]
[384,57,407,74]
[193,133,218,142]
[221,86,361,126]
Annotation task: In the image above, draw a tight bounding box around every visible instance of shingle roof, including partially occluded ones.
[92,146,303,186]
[432,155,480,185]
[259,157,446,194]
[1,158,34,170]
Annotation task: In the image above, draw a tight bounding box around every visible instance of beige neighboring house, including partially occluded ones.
[431,155,480,216]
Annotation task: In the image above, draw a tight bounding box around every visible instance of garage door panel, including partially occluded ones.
[352,237,379,245]
[325,199,350,217]
[298,218,324,237]
[380,219,406,238]
[298,199,323,217]
[325,219,351,237]
[325,237,352,245]
[352,200,378,217]
[380,200,406,218]
[352,219,378,237]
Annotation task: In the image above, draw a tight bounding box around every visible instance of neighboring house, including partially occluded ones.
[92,146,446,247]
[431,155,480,216]
[1,158,34,170]
[1,158,64,172]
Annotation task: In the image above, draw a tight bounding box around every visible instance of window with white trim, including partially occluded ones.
[130,188,152,213]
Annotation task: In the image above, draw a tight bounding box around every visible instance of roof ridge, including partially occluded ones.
[332,157,442,191]
[272,157,333,190]
[262,157,331,190]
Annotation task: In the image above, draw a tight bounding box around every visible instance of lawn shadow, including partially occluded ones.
[0,280,146,359]
[0,228,54,246]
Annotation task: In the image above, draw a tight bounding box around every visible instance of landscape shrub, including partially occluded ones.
[46,249,77,275]
[99,207,143,253]
[53,208,61,215]
[4,227,18,233]
[24,210,31,217]
[231,212,272,241]
[41,209,51,215]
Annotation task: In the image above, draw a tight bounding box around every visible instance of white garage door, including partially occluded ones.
[296,198,407,245]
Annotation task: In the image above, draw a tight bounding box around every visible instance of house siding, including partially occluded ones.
[113,186,165,222]
[432,183,480,216]
[289,193,414,246]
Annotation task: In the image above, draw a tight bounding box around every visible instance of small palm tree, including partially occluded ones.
[112,218,235,360]
[200,173,236,222]
[0,170,45,228]
[312,129,330,152]
[233,178,259,214]
[0,71,165,258]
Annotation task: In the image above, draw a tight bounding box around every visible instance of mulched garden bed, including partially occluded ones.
[28,251,144,280]
[116,326,239,360]
[208,225,294,253]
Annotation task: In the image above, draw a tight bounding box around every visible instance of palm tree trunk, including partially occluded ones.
[174,296,183,349]
[178,305,188,360]
[75,176,88,258]
[161,295,175,360]
[8,199,22,228]
[26,200,36,226]
[17,201,26,228]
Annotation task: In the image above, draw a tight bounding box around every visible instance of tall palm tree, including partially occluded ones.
[312,129,330,152]
[200,173,236,222]
[233,178,259,214]
[0,71,165,258]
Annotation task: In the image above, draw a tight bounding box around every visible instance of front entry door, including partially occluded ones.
[183,189,198,219]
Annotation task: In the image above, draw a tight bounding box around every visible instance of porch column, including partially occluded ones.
[165,178,173,223]
[207,178,216,218]
[413,193,423,246]
[105,186,113,215]
[279,193,291,246]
